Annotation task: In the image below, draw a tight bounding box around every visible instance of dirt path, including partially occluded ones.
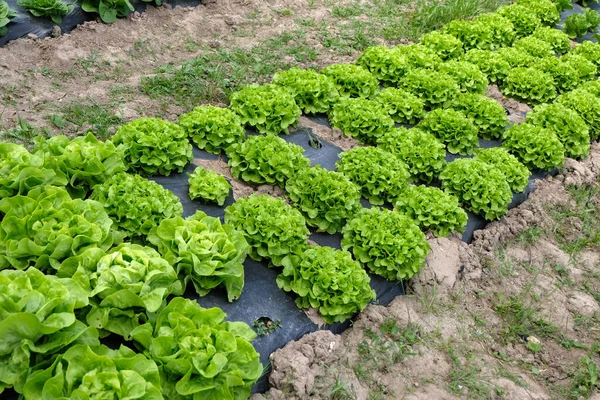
[255,145,600,400]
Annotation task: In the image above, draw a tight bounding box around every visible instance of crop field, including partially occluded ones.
[2,0,600,399]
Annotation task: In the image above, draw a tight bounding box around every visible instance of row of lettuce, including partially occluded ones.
[4,0,600,398]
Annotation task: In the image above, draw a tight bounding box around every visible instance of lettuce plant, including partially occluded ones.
[526,103,591,159]
[277,245,375,323]
[497,4,541,38]
[497,46,535,67]
[321,64,379,98]
[90,172,183,238]
[474,13,517,48]
[33,133,126,198]
[130,297,262,400]
[178,106,245,154]
[0,143,67,200]
[0,268,97,394]
[22,344,161,399]
[329,97,395,144]
[449,93,508,140]
[585,8,600,30]
[285,166,361,234]
[336,146,411,205]
[342,207,430,280]
[393,43,443,69]
[227,135,310,187]
[579,79,600,97]
[462,49,511,83]
[373,87,425,124]
[440,19,493,50]
[147,211,249,302]
[531,27,571,54]
[556,89,600,140]
[112,118,192,176]
[377,127,447,183]
[561,54,598,82]
[356,46,409,85]
[437,61,488,94]
[550,0,573,11]
[224,194,309,266]
[17,0,73,24]
[440,158,513,220]
[393,185,468,237]
[515,0,560,26]
[420,31,464,60]
[501,67,556,104]
[418,108,479,155]
[502,123,565,170]
[272,68,340,114]
[533,57,580,93]
[229,84,301,135]
[572,41,600,66]
[72,243,182,338]
[564,13,593,39]
[513,36,554,58]
[400,68,459,109]
[188,166,231,206]
[0,0,17,37]
[81,0,133,23]
[474,147,531,192]
[0,186,119,271]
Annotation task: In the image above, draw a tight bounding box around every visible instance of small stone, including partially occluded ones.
[527,336,540,345]
[27,33,38,40]
[51,25,62,37]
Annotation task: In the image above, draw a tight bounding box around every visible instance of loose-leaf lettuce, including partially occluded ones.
[373,87,425,124]
[335,146,411,205]
[449,93,508,140]
[188,166,231,206]
[400,68,459,109]
[272,68,340,114]
[392,44,442,69]
[393,185,467,238]
[497,4,542,38]
[515,0,560,26]
[321,64,379,98]
[90,172,183,239]
[526,103,591,159]
[71,243,182,339]
[440,158,513,220]
[0,186,120,271]
[513,36,554,58]
[561,53,598,82]
[356,46,410,85]
[474,147,531,193]
[224,194,309,266]
[329,97,395,144]
[533,57,580,93]
[440,19,493,50]
[437,61,488,94]
[474,13,517,48]
[285,166,361,234]
[501,67,556,104]
[497,46,535,68]
[17,0,73,24]
[342,207,430,280]
[277,245,375,323]
[33,133,126,198]
[0,143,67,201]
[147,212,249,302]
[0,0,17,37]
[112,118,193,176]
[377,127,447,183]
[420,31,464,60]
[226,135,310,187]
[572,41,600,67]
[178,106,245,154]
[229,84,301,135]
[0,268,98,394]
[502,123,565,170]
[417,108,479,155]
[462,49,511,83]
[22,344,162,399]
[556,88,600,140]
[130,297,262,400]
[531,27,571,54]
[81,0,133,23]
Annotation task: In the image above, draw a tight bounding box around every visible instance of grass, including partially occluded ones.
[0,117,51,146]
[56,99,124,140]
[446,346,491,399]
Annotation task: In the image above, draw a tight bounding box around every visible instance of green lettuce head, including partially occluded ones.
[0,268,98,394]
[112,117,193,176]
[272,67,340,114]
[224,194,309,267]
[0,186,120,271]
[178,106,246,154]
[131,297,262,400]
[329,97,395,144]
[277,245,376,323]
[22,344,162,400]
[147,211,249,302]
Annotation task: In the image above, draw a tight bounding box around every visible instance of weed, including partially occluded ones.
[0,117,51,146]
[411,0,509,32]
[57,99,123,140]
[252,318,281,337]
[447,346,491,399]
[516,227,543,246]
[568,356,598,399]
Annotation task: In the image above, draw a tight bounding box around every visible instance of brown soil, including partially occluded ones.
[256,144,600,400]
